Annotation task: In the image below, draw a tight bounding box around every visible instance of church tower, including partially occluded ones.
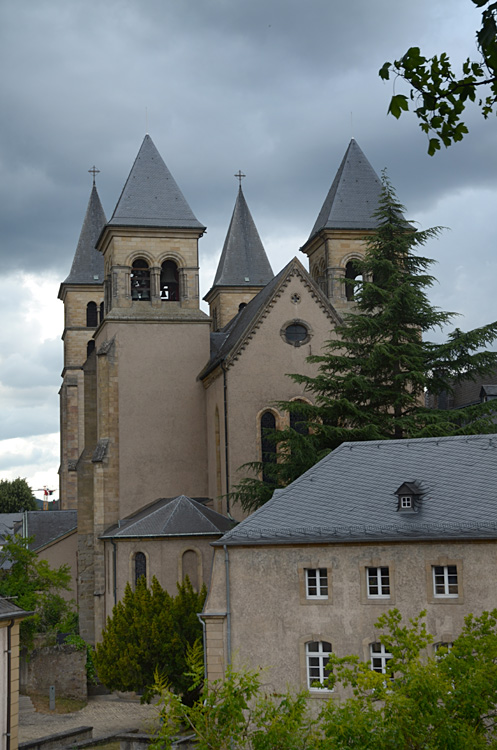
[204,181,274,330]
[77,136,212,642]
[58,180,107,509]
[300,139,382,315]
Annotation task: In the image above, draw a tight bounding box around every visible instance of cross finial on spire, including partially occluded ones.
[234,170,246,187]
[88,165,100,186]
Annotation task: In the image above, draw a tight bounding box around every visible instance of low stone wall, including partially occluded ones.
[21,644,87,702]
[19,726,92,750]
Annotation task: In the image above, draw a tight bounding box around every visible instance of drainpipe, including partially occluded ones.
[6,619,13,750]
[196,613,207,683]
[223,545,231,665]
[222,363,230,513]
[110,540,117,606]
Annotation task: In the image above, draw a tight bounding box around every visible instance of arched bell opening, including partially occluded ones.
[131,259,151,300]
[345,260,363,301]
[160,260,179,301]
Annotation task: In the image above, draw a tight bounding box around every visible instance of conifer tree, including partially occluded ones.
[95,576,206,704]
[231,175,497,512]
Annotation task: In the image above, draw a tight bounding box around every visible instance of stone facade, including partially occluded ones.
[59,137,384,644]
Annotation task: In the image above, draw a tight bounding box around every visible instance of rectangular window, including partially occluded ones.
[432,565,458,597]
[306,641,332,690]
[401,496,412,508]
[370,642,393,674]
[367,567,390,598]
[305,568,328,599]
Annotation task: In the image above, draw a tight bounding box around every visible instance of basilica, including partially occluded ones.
[58,135,383,642]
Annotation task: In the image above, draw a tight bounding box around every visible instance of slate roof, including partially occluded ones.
[307,139,383,240]
[107,135,205,231]
[100,495,235,539]
[0,514,23,543]
[19,511,77,551]
[199,257,341,380]
[210,186,274,288]
[0,597,31,621]
[216,434,497,546]
[61,185,106,286]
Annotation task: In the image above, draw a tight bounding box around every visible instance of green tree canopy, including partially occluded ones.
[380,0,497,154]
[230,175,497,512]
[95,576,206,704]
[0,534,73,648]
[0,477,37,512]
[152,609,497,750]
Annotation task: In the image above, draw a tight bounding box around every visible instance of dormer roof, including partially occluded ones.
[107,135,205,231]
[60,185,106,288]
[210,186,273,289]
[307,139,382,240]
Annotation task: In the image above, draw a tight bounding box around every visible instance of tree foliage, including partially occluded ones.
[230,175,497,512]
[95,575,206,704]
[0,534,73,649]
[152,609,497,750]
[0,477,37,512]
[380,0,497,154]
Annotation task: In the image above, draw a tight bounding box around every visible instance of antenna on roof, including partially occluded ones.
[88,166,100,186]
[145,106,148,134]
[350,112,354,139]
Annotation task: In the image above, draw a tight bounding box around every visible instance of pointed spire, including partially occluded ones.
[212,186,273,287]
[108,135,204,230]
[308,139,382,239]
[62,185,107,285]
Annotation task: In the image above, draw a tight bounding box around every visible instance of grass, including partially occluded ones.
[28,692,87,714]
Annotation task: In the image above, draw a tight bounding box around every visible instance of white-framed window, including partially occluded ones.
[434,642,453,659]
[400,495,412,509]
[432,565,458,597]
[367,567,390,598]
[305,568,328,599]
[306,641,332,690]
[370,642,393,674]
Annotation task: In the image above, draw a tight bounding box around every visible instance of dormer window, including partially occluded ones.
[395,482,422,513]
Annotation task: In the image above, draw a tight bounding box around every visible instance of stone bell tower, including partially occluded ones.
[76,135,212,643]
[58,176,106,509]
[300,139,382,316]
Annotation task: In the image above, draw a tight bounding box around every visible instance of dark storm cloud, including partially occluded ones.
[0,0,495,483]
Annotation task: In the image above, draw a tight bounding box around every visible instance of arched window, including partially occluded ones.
[99,301,104,323]
[131,259,151,300]
[345,260,363,301]
[182,549,199,591]
[160,260,179,301]
[87,340,95,358]
[86,301,98,327]
[290,401,309,436]
[260,411,277,483]
[306,641,332,690]
[134,551,147,586]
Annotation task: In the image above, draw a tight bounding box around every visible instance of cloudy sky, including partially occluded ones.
[1,0,496,500]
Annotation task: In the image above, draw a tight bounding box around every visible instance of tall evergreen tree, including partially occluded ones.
[231,175,497,512]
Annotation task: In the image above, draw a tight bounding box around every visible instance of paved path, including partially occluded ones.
[19,694,161,743]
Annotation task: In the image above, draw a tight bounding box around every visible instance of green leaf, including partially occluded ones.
[388,94,409,119]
